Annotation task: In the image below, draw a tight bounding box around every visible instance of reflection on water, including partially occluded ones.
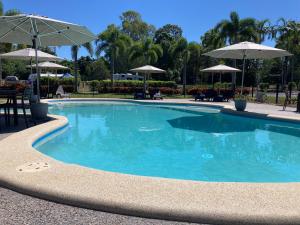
[37,102,300,182]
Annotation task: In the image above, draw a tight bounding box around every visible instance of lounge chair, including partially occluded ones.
[194,93,205,101]
[56,85,70,98]
[153,91,163,100]
[134,92,145,99]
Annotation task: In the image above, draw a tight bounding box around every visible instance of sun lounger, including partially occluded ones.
[153,91,163,100]
[56,85,70,98]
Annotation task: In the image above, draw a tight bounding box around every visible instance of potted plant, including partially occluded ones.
[234,94,247,111]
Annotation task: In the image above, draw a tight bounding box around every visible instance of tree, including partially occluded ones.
[120,10,155,41]
[71,42,94,92]
[86,58,110,80]
[129,38,163,65]
[171,38,190,96]
[187,42,202,84]
[96,24,131,84]
[275,19,300,83]
[215,11,258,44]
[154,24,183,72]
[154,24,183,43]
[201,29,225,51]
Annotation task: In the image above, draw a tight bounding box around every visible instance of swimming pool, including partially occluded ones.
[35,101,300,182]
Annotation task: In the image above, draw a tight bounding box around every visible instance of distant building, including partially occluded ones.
[113,73,143,81]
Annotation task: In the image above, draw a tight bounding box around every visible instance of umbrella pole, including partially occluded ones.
[30,58,33,74]
[241,53,246,95]
[143,73,146,98]
[0,57,2,81]
[33,38,40,102]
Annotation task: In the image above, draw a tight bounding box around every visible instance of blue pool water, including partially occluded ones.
[35,101,300,182]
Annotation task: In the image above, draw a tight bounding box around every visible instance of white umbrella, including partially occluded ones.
[0,14,96,101]
[29,61,68,69]
[203,41,292,94]
[201,64,241,84]
[0,48,63,75]
[28,61,69,96]
[130,65,166,95]
[0,48,63,61]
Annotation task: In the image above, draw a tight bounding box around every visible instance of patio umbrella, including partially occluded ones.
[61,73,74,79]
[28,61,69,96]
[203,41,292,94]
[0,48,63,76]
[0,14,96,101]
[29,61,68,69]
[201,64,241,86]
[130,65,166,96]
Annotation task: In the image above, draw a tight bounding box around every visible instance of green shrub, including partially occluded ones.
[259,82,269,91]
[97,80,177,88]
[288,82,297,91]
[89,80,99,91]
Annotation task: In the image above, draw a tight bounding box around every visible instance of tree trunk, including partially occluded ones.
[232,59,237,90]
[74,50,78,93]
[0,57,2,81]
[183,56,187,97]
[111,52,115,87]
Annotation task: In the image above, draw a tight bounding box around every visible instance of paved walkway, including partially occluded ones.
[152,99,300,119]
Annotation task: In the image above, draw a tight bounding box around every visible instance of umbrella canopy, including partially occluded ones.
[200,64,241,73]
[0,14,96,46]
[62,73,74,79]
[130,65,166,96]
[29,61,68,69]
[203,41,292,59]
[203,42,292,94]
[0,48,63,61]
[0,14,96,101]
[130,65,166,74]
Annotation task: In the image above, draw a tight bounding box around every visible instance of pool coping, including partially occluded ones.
[1,98,300,224]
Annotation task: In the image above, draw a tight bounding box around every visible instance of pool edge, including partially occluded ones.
[1,99,300,224]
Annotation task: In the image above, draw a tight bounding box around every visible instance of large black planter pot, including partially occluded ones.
[234,99,247,111]
[30,103,48,120]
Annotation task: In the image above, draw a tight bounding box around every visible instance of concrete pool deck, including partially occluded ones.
[1,98,300,224]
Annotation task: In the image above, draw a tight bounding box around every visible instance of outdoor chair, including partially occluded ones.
[5,88,34,128]
[56,85,70,98]
[152,91,164,100]
[134,92,145,99]
[213,95,224,102]
[0,98,10,127]
[194,93,205,101]
[16,87,34,128]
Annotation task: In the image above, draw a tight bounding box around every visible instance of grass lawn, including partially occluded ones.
[70,93,297,107]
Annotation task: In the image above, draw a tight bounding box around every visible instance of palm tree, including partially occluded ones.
[187,42,202,84]
[255,19,272,43]
[71,43,94,92]
[95,25,131,85]
[274,19,300,83]
[215,11,258,44]
[129,38,163,65]
[201,29,225,51]
[215,11,258,87]
[171,38,190,96]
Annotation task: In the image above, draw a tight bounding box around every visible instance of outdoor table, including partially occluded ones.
[0,89,19,126]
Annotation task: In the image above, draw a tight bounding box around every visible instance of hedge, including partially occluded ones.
[95,80,177,88]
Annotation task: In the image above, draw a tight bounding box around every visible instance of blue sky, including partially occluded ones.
[3,0,300,59]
